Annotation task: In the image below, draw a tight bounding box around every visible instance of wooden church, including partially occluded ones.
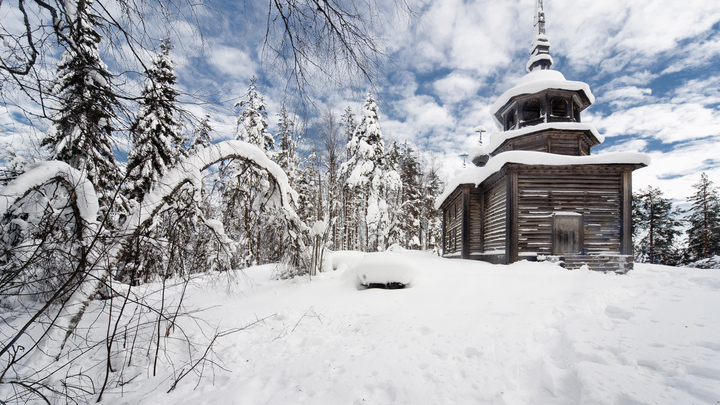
[438,0,649,272]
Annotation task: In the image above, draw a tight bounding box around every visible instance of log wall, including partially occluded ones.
[469,187,484,254]
[483,178,507,254]
[442,188,463,256]
[515,167,624,256]
[492,130,595,156]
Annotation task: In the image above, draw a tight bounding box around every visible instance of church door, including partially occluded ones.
[552,213,583,255]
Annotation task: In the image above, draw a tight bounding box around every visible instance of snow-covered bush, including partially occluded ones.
[686,255,720,269]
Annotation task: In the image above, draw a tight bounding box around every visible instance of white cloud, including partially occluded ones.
[206,44,257,79]
[598,86,653,108]
[544,0,720,75]
[662,35,720,74]
[592,103,720,143]
[632,137,720,205]
[433,72,484,105]
[671,76,720,106]
[600,71,659,90]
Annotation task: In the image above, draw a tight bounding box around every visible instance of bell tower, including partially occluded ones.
[485,0,600,157]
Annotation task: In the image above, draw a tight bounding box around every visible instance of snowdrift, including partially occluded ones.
[5,252,719,404]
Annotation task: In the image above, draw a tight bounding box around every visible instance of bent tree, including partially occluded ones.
[0,140,307,403]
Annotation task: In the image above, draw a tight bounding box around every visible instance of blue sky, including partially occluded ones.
[1,0,719,206]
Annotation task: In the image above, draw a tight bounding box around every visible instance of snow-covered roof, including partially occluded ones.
[435,151,650,209]
[487,122,604,155]
[489,70,595,125]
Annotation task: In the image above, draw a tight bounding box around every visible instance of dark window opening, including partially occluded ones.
[573,103,581,122]
[551,98,567,117]
[506,110,516,130]
[522,99,542,121]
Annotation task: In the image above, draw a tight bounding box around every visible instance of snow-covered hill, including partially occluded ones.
[68,252,720,404]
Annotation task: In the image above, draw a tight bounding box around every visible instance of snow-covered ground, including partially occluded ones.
[69,252,720,404]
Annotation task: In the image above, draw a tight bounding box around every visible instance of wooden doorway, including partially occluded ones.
[552,213,583,255]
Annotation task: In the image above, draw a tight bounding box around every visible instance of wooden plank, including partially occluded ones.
[483,178,507,252]
[442,201,446,256]
[621,171,633,255]
[462,185,470,259]
[507,171,519,264]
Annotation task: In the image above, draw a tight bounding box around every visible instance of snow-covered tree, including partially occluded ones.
[190,114,213,151]
[125,38,185,203]
[295,152,322,225]
[339,105,358,250]
[41,0,121,206]
[421,160,444,253]
[318,108,344,249]
[633,186,683,265]
[0,143,27,185]
[685,173,720,261]
[235,76,273,152]
[390,141,423,249]
[218,77,278,266]
[340,93,400,251]
[275,103,298,178]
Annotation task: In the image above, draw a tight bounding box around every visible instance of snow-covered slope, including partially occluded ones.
[67,252,720,404]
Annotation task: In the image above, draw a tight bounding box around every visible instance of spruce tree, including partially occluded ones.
[190,114,213,152]
[393,141,423,249]
[42,0,121,205]
[633,186,683,265]
[685,173,720,261]
[219,77,275,266]
[125,38,185,202]
[339,105,357,250]
[340,93,400,251]
[275,103,297,178]
[235,76,273,152]
[421,158,444,253]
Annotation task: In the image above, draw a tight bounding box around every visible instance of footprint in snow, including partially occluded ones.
[464,347,482,358]
[604,305,634,320]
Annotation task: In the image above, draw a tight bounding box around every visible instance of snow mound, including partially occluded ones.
[352,252,417,287]
[686,255,720,269]
[331,250,366,272]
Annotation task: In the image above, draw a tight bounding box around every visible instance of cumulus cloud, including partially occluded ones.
[433,72,484,105]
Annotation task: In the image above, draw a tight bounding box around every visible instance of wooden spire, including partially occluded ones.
[527,0,553,72]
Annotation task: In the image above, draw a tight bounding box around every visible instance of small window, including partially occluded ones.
[523,98,542,121]
[506,110,516,130]
[551,97,567,117]
[573,103,580,122]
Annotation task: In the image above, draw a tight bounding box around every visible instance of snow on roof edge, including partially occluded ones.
[487,122,605,155]
[490,71,595,119]
[435,151,650,209]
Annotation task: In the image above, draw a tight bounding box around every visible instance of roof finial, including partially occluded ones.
[527,0,553,72]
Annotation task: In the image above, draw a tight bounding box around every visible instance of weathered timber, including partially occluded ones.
[483,177,507,255]
[462,185,471,259]
[506,171,519,263]
[491,129,598,157]
[621,171,632,255]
